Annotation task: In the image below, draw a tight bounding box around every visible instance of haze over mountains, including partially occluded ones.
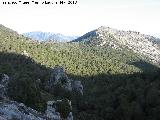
[23,31,79,42]
[23,26,160,65]
[0,24,160,120]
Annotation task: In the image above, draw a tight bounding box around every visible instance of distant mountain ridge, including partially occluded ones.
[73,26,160,64]
[23,31,78,42]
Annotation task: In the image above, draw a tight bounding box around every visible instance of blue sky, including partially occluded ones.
[0,0,160,37]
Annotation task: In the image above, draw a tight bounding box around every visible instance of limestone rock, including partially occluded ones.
[0,100,44,120]
[45,101,61,120]
[72,80,83,95]
[0,99,73,120]
[0,74,9,99]
[45,100,73,120]
[67,112,73,120]
[47,66,72,91]
[0,116,7,120]
[46,66,83,95]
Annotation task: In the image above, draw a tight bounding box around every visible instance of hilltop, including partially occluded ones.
[74,26,160,64]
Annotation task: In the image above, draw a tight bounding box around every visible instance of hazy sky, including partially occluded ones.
[0,0,160,37]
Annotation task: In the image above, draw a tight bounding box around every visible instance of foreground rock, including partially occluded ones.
[46,100,73,120]
[0,73,73,120]
[0,100,44,120]
[0,116,7,120]
[0,66,81,120]
[0,99,74,120]
[0,99,73,120]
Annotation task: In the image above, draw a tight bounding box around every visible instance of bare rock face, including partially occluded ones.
[47,66,72,91]
[72,80,83,95]
[0,100,44,120]
[45,101,61,120]
[46,66,83,95]
[45,100,73,120]
[67,112,73,120]
[44,66,83,120]
[0,73,74,120]
[0,74,10,99]
[0,74,46,120]
[0,99,73,120]
[0,116,7,120]
[0,68,80,120]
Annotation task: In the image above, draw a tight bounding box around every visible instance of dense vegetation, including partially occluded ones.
[0,25,160,120]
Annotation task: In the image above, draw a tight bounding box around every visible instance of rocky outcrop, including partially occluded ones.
[0,73,45,120]
[44,66,84,120]
[0,73,74,120]
[46,66,83,95]
[0,116,7,120]
[0,100,45,120]
[46,100,73,120]
[0,74,10,99]
[0,66,83,120]
[72,80,83,95]
[0,74,45,120]
[45,101,61,120]
[0,99,73,120]
[47,66,72,91]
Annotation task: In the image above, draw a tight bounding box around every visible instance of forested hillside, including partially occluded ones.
[74,26,160,64]
[0,24,160,120]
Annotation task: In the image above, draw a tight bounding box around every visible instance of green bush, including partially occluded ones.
[56,99,71,119]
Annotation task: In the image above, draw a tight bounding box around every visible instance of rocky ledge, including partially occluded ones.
[0,65,82,120]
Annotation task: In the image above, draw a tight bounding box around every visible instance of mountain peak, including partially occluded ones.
[97,26,119,32]
[74,26,160,64]
[97,26,110,30]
